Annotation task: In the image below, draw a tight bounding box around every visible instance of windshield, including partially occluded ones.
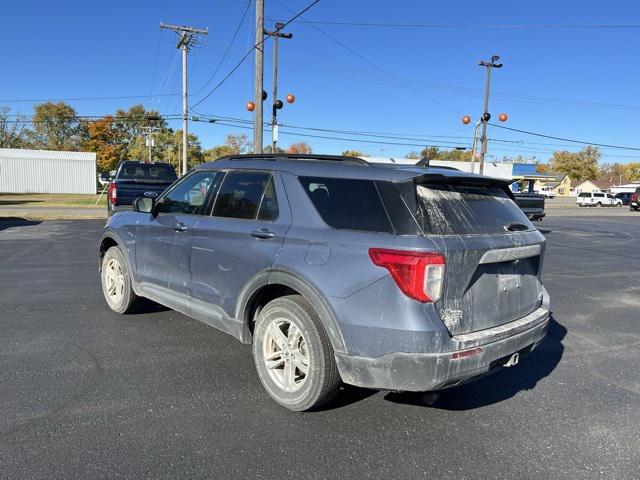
[414,183,533,235]
[118,163,177,182]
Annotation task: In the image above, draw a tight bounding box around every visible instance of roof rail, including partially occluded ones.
[223,153,370,166]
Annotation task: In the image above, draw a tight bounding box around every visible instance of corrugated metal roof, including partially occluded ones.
[0,148,95,161]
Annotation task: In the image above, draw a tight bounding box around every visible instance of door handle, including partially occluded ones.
[173,223,188,232]
[251,228,275,239]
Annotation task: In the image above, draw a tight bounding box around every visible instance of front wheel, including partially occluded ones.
[101,246,141,313]
[252,295,341,411]
[596,202,602,207]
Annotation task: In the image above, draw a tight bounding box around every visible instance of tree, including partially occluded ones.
[264,144,285,153]
[419,146,472,161]
[0,107,29,148]
[341,150,366,157]
[84,116,126,172]
[286,142,312,154]
[29,101,84,150]
[113,104,166,158]
[204,133,251,160]
[405,151,420,160]
[549,146,600,181]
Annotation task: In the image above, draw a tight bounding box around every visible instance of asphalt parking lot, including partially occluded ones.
[1,213,639,479]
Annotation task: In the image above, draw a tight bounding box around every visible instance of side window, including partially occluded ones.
[157,171,216,215]
[299,176,393,233]
[258,177,279,221]
[212,171,272,220]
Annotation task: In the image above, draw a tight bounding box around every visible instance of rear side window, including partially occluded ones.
[594,193,605,198]
[212,172,277,220]
[299,177,393,233]
[578,192,590,197]
[414,183,533,235]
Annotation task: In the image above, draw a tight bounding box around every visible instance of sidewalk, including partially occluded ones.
[0,205,106,220]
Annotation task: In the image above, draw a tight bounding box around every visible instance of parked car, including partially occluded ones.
[576,191,622,207]
[614,192,633,206]
[630,187,640,211]
[99,154,550,411]
[107,161,178,216]
[536,186,556,199]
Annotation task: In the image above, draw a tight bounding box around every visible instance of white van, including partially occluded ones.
[576,192,622,207]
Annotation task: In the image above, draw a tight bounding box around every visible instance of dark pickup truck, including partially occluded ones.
[106,161,177,216]
[513,193,545,221]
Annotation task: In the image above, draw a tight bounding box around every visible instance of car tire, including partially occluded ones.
[596,202,602,207]
[252,294,341,411]
[101,246,141,314]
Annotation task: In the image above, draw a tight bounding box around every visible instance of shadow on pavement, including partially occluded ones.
[0,217,42,232]
[0,199,44,206]
[383,315,566,411]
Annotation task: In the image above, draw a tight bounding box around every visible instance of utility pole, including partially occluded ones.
[253,0,265,153]
[264,22,293,152]
[478,55,503,174]
[160,23,208,175]
[142,126,161,163]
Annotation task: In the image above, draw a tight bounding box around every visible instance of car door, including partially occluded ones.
[135,171,218,300]
[189,170,291,323]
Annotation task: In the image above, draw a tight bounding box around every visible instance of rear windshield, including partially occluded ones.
[414,183,533,235]
[118,163,177,182]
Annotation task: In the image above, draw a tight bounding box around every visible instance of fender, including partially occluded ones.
[235,268,348,354]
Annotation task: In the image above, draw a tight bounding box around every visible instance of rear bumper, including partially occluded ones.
[335,303,550,392]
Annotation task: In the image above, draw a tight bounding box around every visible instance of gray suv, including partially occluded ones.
[99,154,550,411]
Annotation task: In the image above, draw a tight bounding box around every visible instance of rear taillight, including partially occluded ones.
[632,193,638,203]
[108,182,116,204]
[368,248,445,302]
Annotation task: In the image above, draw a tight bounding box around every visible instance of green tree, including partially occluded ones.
[341,150,367,157]
[204,133,251,160]
[114,104,166,157]
[264,144,285,153]
[29,101,84,150]
[419,146,472,161]
[549,146,600,181]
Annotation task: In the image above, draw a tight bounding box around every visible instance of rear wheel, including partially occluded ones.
[101,246,141,313]
[252,295,341,411]
[596,202,602,207]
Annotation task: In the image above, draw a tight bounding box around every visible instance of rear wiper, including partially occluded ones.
[504,222,529,232]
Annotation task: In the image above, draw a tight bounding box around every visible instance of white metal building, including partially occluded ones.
[0,148,97,194]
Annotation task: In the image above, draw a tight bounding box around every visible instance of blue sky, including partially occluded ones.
[2,0,640,163]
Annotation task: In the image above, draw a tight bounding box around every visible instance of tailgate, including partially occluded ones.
[412,180,546,335]
[434,234,544,335]
[114,181,171,206]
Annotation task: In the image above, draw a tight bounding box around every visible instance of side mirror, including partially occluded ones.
[132,197,154,214]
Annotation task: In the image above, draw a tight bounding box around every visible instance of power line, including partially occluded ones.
[191,0,321,109]
[278,20,640,30]
[272,0,461,116]
[0,93,180,103]
[489,123,640,151]
[191,1,253,97]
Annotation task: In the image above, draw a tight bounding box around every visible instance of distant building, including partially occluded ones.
[574,179,615,195]
[363,157,513,180]
[534,173,573,197]
[0,148,97,194]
